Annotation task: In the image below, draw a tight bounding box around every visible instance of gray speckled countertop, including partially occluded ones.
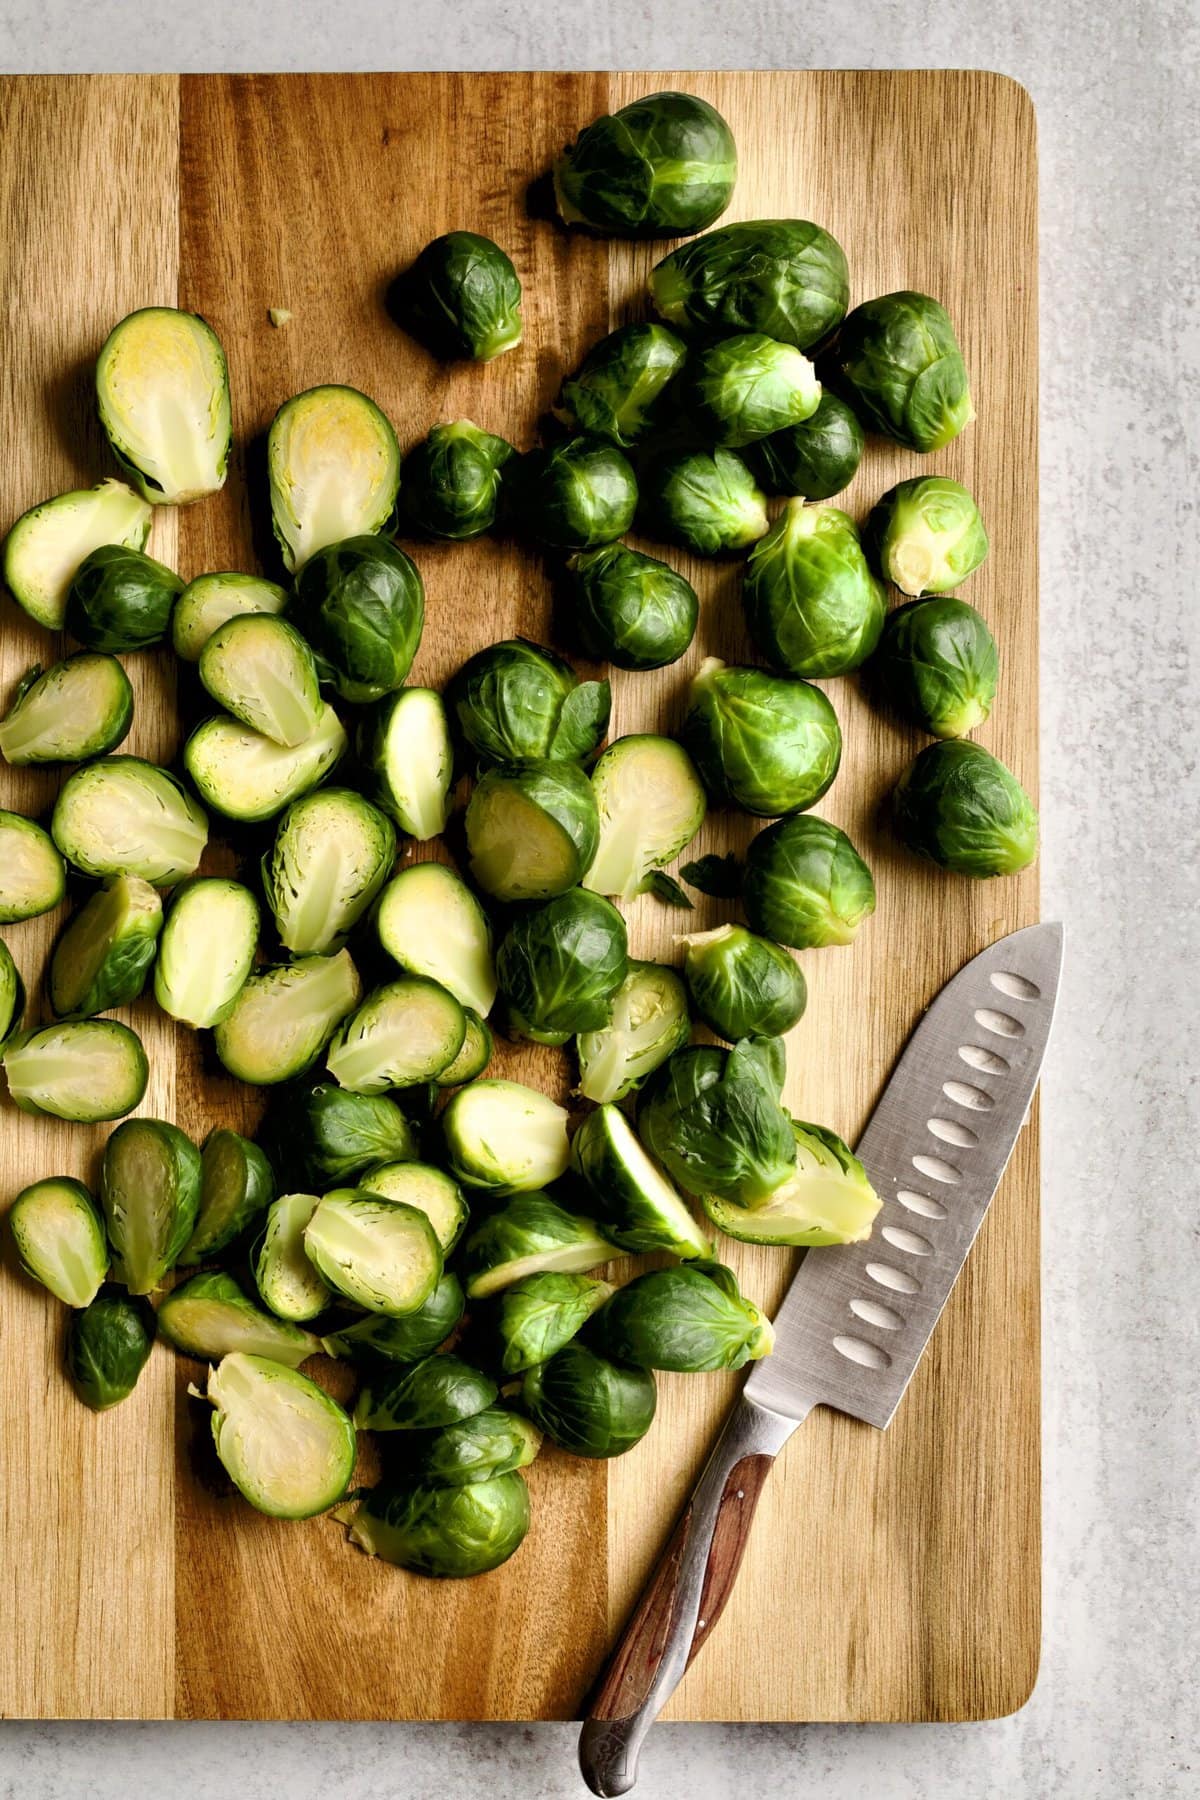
[1,5,1197,1797]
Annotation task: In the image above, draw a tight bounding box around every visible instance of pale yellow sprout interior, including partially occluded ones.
[584,739,705,899]
[305,1195,435,1313]
[468,785,575,901]
[3,480,150,628]
[377,864,496,1015]
[155,880,258,1028]
[97,310,231,503]
[269,387,400,571]
[208,1353,353,1517]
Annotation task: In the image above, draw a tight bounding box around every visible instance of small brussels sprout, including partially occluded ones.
[304,1187,443,1316]
[522,1341,656,1459]
[495,889,627,1046]
[466,760,599,904]
[650,218,849,349]
[326,977,466,1094]
[200,1352,356,1520]
[263,788,395,957]
[267,386,401,573]
[49,876,162,1018]
[0,936,24,1046]
[510,437,637,551]
[355,1352,496,1431]
[683,332,821,448]
[375,863,496,1017]
[583,735,706,900]
[638,448,768,556]
[832,291,974,453]
[463,1193,612,1301]
[570,1103,711,1259]
[9,1176,108,1306]
[743,814,876,948]
[0,654,133,766]
[51,757,207,885]
[184,704,347,823]
[252,1194,331,1323]
[171,571,288,662]
[434,1009,493,1087]
[2,479,151,630]
[359,688,453,840]
[490,1271,615,1375]
[892,740,1038,878]
[321,1271,465,1363]
[681,657,841,817]
[700,1120,880,1246]
[154,878,260,1028]
[448,638,610,767]
[64,545,183,653]
[101,1117,201,1292]
[554,90,736,237]
[556,323,688,446]
[748,392,865,501]
[636,1038,796,1206]
[680,923,807,1041]
[0,810,66,923]
[743,499,885,678]
[160,1270,321,1364]
[874,597,999,739]
[96,307,231,504]
[179,1127,275,1265]
[575,959,690,1105]
[214,949,362,1086]
[590,1262,773,1371]
[347,1471,530,1576]
[3,1019,148,1123]
[566,543,698,671]
[360,1161,469,1256]
[865,476,989,599]
[400,231,523,361]
[401,421,515,539]
[407,1408,542,1488]
[289,1084,418,1187]
[441,1080,571,1196]
[199,614,323,748]
[290,534,424,704]
[67,1288,156,1411]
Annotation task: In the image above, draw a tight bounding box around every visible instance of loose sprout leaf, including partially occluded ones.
[679,852,744,899]
[641,871,692,909]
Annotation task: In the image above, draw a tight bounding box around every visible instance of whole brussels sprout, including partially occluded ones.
[865,476,988,596]
[0,653,133,767]
[554,90,736,237]
[290,534,424,703]
[743,814,876,948]
[575,959,690,1105]
[51,757,207,885]
[638,448,768,556]
[0,810,65,923]
[466,760,599,903]
[636,1037,797,1207]
[650,218,849,350]
[268,385,401,573]
[496,888,628,1045]
[874,597,999,738]
[680,923,807,1041]
[832,291,973,452]
[681,657,841,817]
[589,1262,774,1372]
[522,1341,656,1459]
[355,1353,497,1432]
[49,875,162,1018]
[557,323,687,446]
[566,543,698,671]
[3,478,150,631]
[510,436,637,550]
[892,740,1038,877]
[743,499,885,678]
[67,1288,156,1410]
[348,1471,530,1576]
[288,1083,418,1186]
[322,1271,465,1363]
[400,420,515,540]
[490,1271,615,1375]
[748,391,864,501]
[96,307,231,505]
[400,231,523,361]
[683,332,821,447]
[448,638,610,765]
[64,544,183,653]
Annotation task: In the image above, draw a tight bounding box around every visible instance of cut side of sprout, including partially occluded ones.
[51,758,208,885]
[466,781,582,902]
[583,735,706,899]
[172,571,288,662]
[214,950,362,1086]
[576,960,690,1104]
[268,385,402,572]
[155,879,260,1029]
[359,1162,470,1255]
[700,1122,881,1246]
[49,876,162,1018]
[304,1189,443,1316]
[9,1177,108,1307]
[375,862,496,1016]
[95,307,231,505]
[434,1008,493,1087]
[363,687,453,839]
[2,479,151,629]
[0,653,134,766]
[441,1080,572,1194]
[254,1194,331,1323]
[200,613,323,747]
[184,704,347,822]
[160,1272,320,1366]
[325,977,465,1094]
[264,789,395,956]
[0,811,66,923]
[202,1352,357,1520]
[3,1019,148,1123]
[101,1117,201,1293]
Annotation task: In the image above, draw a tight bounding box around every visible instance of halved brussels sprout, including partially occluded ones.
[407,1409,542,1488]
[184,704,347,823]
[0,654,133,766]
[96,307,231,504]
[3,1019,148,1123]
[832,291,973,452]
[650,218,849,349]
[355,1352,496,1431]
[554,90,736,237]
[874,597,999,739]
[214,950,362,1085]
[359,688,453,839]
[510,437,637,551]
[466,759,599,904]
[892,740,1038,877]
[638,447,768,556]
[0,810,66,922]
[101,1116,201,1291]
[866,476,988,597]
[566,543,698,672]
[743,499,885,678]
[490,1271,615,1375]
[575,959,690,1104]
[9,1176,108,1306]
[681,658,841,818]
[0,936,24,1046]
[252,1194,331,1323]
[321,1271,464,1363]
[556,323,687,445]
[375,862,496,1017]
[199,614,323,748]
[700,1120,880,1245]
[179,1128,275,1265]
[160,1270,321,1363]
[434,1009,493,1087]
[400,232,523,362]
[591,1262,774,1371]
[304,1187,442,1316]
[583,735,706,900]
[442,1079,571,1195]
[462,1193,612,1300]
[268,385,401,572]
[64,544,182,653]
[683,332,821,447]
[287,1084,418,1187]
[67,1288,156,1410]
[522,1341,656,1459]
[636,1038,796,1206]
[263,788,395,957]
[448,638,610,767]
[748,392,865,501]
[49,876,162,1018]
[291,534,423,703]
[347,1471,530,1576]
[496,888,627,1046]
[680,922,807,1041]
[155,878,260,1029]
[570,1103,711,1259]
[51,757,208,885]
[401,421,514,539]
[743,814,876,948]
[359,1161,469,1256]
[326,977,465,1094]
[200,1352,356,1520]
[2,479,151,629]
[171,571,288,662]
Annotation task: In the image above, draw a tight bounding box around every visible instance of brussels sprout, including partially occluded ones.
[636,1038,796,1206]
[179,1128,275,1265]
[570,1103,710,1259]
[199,614,323,748]
[554,90,736,237]
[556,324,688,446]
[2,479,151,630]
[252,1194,331,1323]
[400,231,523,362]
[184,704,347,823]
[355,1352,496,1431]
[466,760,599,904]
[64,544,183,653]
[400,421,514,539]
[160,1270,321,1363]
[638,448,768,556]
[406,1408,542,1488]
[3,1019,148,1123]
[304,1187,442,1316]
[700,1120,880,1245]
[683,333,821,448]
[441,1080,571,1196]
[267,386,401,572]
[360,688,453,839]
[51,758,208,885]
[154,878,260,1028]
[262,788,395,957]
[101,1117,201,1292]
[359,1162,469,1256]
[0,654,133,766]
[522,1341,656,1459]
[681,657,841,817]
[347,1471,530,1576]
[575,959,690,1104]
[291,534,424,704]
[510,437,637,551]
[375,863,496,1017]
[866,477,989,601]
[680,923,806,1041]
[832,291,973,452]
[448,638,610,767]
[326,977,465,1094]
[214,950,361,1085]
[96,307,230,504]
[289,1084,418,1187]
[67,1288,156,1410]
[743,814,876,948]
[49,877,162,1018]
[434,1010,493,1087]
[0,936,24,1046]
[742,499,885,678]
[874,597,999,739]
[650,219,849,349]
[565,543,698,671]
[590,1262,773,1371]
[495,889,627,1046]
[322,1271,465,1363]
[490,1271,615,1375]
[892,740,1038,877]
[748,392,865,501]
[583,735,706,901]
[9,1176,108,1306]
[0,811,66,922]
[171,571,289,662]
[462,1193,612,1300]
[200,1352,356,1520]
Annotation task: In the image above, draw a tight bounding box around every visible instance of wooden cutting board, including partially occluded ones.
[0,71,1038,1724]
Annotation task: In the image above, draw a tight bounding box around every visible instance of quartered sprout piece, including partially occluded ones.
[49,876,162,1019]
[9,1176,109,1307]
[2,478,151,630]
[434,1009,493,1088]
[51,758,208,885]
[3,1019,148,1124]
[200,1352,356,1520]
[199,614,323,748]
[160,1271,320,1366]
[155,879,260,1029]
[268,385,401,573]
[0,653,133,767]
[96,307,232,504]
[375,862,496,1019]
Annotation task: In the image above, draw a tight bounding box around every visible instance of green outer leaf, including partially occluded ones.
[49,876,162,1018]
[348,1472,530,1576]
[66,1287,155,1410]
[179,1128,276,1264]
[679,852,743,899]
[522,1342,656,1459]
[354,1352,497,1431]
[490,1271,615,1375]
[100,1117,201,1292]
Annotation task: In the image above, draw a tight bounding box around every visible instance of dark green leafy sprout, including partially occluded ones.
[360,1161,469,1256]
[2,478,150,630]
[0,654,133,766]
[155,878,260,1028]
[252,1194,330,1323]
[0,936,24,1046]
[304,1187,442,1316]
[865,476,989,597]
[401,231,523,362]
[96,307,230,504]
[566,542,698,671]
[101,1117,201,1292]
[183,704,347,823]
[159,1270,320,1364]
[51,757,208,884]
[180,1127,275,1264]
[288,1084,418,1187]
[435,1009,493,1087]
[9,1176,108,1306]
[322,1271,465,1363]
[510,436,638,551]
[442,1080,571,1196]
[213,949,361,1086]
[3,1019,148,1123]
[570,1102,711,1259]
[355,1352,497,1431]
[199,614,322,747]
[448,637,611,766]
[575,959,690,1104]
[832,291,973,452]
[554,90,736,237]
[556,323,687,446]
[700,1119,880,1245]
[522,1341,656,1459]
[0,811,66,923]
[583,735,706,900]
[874,597,999,738]
[201,1351,356,1519]
[360,688,453,840]
[49,876,162,1018]
[638,448,768,556]
[462,1192,612,1300]
[171,571,288,662]
[681,657,841,817]
[347,1471,530,1576]
[590,1262,773,1371]
[490,1271,615,1375]
[683,332,821,447]
[743,814,876,948]
[748,392,865,500]
[680,923,807,1041]
[375,862,496,1017]
[291,534,423,704]
[679,851,744,899]
[466,760,599,904]
[67,1288,155,1411]
[892,740,1038,877]
[650,218,849,349]
[637,1038,797,1206]
[401,420,515,539]
[326,976,465,1093]
[267,385,401,573]
[496,889,628,1046]
[406,1409,542,1487]
[743,499,885,677]
[263,788,395,957]
[64,544,183,653]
